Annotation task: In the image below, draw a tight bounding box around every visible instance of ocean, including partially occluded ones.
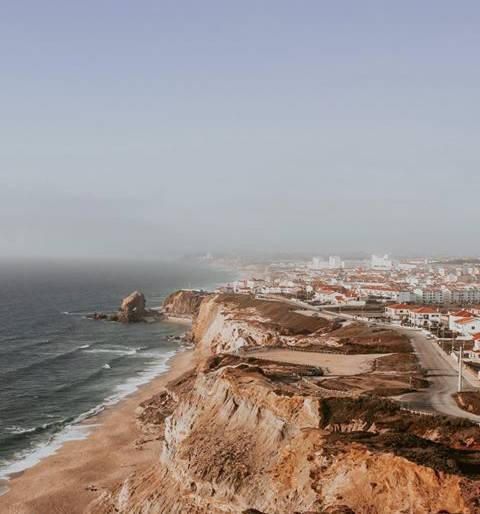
[0,258,230,483]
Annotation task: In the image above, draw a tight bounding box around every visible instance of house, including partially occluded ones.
[466,333,480,362]
[385,304,411,321]
[448,310,474,331]
[314,288,342,304]
[343,290,362,304]
[471,306,480,317]
[408,306,441,328]
[450,317,480,337]
[473,333,480,351]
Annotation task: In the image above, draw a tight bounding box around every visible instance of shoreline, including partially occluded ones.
[0,347,198,514]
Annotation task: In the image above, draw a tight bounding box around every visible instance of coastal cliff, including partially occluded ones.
[88,292,480,514]
[192,293,334,356]
[163,290,210,319]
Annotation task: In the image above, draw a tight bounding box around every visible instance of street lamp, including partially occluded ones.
[458,340,464,393]
[457,336,473,393]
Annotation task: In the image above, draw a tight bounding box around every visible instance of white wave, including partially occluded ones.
[0,348,179,484]
[135,350,168,359]
[4,426,36,435]
[0,423,95,482]
[83,348,137,356]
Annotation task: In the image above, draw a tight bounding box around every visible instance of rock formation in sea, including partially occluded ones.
[118,290,147,323]
[87,291,480,513]
[90,291,162,323]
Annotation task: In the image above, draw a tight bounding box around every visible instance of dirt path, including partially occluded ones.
[253,349,387,376]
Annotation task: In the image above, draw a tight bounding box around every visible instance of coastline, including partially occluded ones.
[0,347,198,514]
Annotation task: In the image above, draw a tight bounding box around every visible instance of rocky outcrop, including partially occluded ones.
[89,355,480,514]
[118,291,147,323]
[89,291,163,323]
[163,290,210,319]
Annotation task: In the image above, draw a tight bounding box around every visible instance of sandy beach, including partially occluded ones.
[0,348,197,514]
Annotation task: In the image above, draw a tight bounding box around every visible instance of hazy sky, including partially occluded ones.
[1,1,479,259]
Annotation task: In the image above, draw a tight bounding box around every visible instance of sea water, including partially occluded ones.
[0,258,230,484]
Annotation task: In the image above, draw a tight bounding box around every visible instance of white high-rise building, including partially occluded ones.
[310,257,328,270]
[328,256,343,269]
[371,254,393,270]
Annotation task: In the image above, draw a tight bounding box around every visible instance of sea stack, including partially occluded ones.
[89,290,163,323]
[118,290,147,323]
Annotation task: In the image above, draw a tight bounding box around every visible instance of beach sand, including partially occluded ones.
[0,349,197,514]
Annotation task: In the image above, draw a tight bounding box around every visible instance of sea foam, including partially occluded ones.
[0,349,177,484]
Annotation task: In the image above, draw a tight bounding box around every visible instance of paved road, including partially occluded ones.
[328,311,480,422]
[394,328,480,422]
[294,301,480,422]
[259,295,480,422]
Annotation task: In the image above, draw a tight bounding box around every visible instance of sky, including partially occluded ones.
[1,1,479,259]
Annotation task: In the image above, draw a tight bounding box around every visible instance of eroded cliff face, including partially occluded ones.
[89,354,480,514]
[192,295,277,356]
[163,290,211,319]
[87,293,480,514]
[192,294,334,356]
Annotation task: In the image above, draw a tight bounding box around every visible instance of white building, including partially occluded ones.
[414,288,451,305]
[371,254,393,270]
[448,310,475,331]
[450,317,480,337]
[473,333,480,352]
[450,288,480,304]
[328,256,344,269]
[314,288,342,304]
[310,257,329,270]
[385,304,411,321]
[408,307,441,328]
[398,291,416,303]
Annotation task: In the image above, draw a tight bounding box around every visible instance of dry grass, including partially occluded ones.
[216,294,330,335]
[454,392,480,416]
[329,322,412,354]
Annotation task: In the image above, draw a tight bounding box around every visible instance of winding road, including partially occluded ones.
[258,295,480,422]
[395,328,480,422]
[329,312,480,422]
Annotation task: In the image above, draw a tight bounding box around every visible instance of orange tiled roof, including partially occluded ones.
[410,307,439,314]
[451,310,473,318]
[456,317,478,325]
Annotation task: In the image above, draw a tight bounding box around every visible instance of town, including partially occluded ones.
[216,254,480,382]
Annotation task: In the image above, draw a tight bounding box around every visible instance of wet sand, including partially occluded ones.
[0,349,197,514]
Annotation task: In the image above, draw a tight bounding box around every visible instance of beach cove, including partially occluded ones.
[0,348,197,513]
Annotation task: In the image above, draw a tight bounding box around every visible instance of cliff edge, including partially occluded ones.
[87,291,480,514]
